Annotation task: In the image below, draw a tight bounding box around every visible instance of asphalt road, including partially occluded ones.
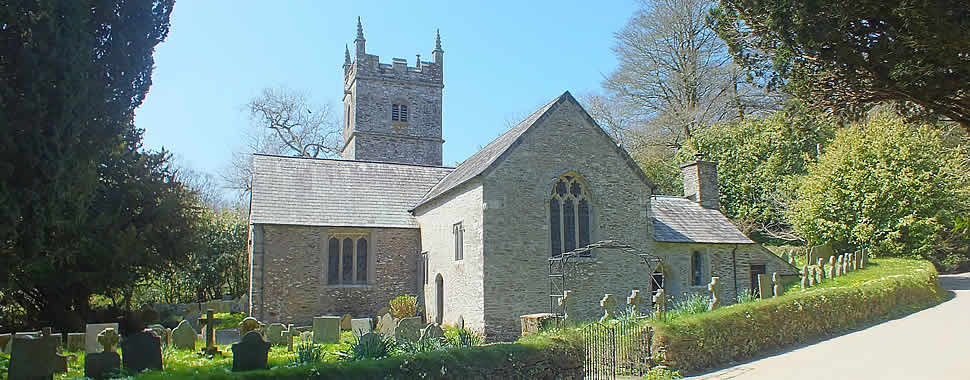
[686,272,970,380]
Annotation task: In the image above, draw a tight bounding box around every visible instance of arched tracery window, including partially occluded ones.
[549,174,591,256]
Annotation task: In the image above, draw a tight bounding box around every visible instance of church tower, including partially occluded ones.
[340,18,444,166]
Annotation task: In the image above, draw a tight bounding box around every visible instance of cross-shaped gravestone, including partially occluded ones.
[558,290,572,321]
[772,272,782,297]
[238,317,260,337]
[626,289,644,316]
[98,328,120,353]
[198,309,222,355]
[707,277,721,310]
[652,289,666,315]
[599,294,616,323]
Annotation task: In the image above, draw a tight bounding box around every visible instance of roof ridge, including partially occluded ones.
[253,153,455,169]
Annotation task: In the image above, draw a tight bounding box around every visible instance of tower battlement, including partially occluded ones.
[340,18,445,167]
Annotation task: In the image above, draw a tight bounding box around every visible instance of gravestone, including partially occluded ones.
[828,256,837,279]
[558,290,574,321]
[626,289,644,315]
[757,274,772,299]
[85,323,119,353]
[394,317,422,343]
[8,333,68,380]
[849,253,856,271]
[312,316,341,344]
[340,314,353,330]
[231,331,271,372]
[267,323,285,345]
[121,331,163,374]
[171,320,197,350]
[599,294,617,322]
[814,265,823,284]
[707,277,721,310]
[239,317,261,337]
[146,324,170,347]
[860,249,868,268]
[808,268,816,287]
[801,266,809,289]
[198,309,222,354]
[215,329,240,345]
[351,318,373,337]
[85,328,121,380]
[772,273,782,297]
[376,313,396,337]
[419,323,444,342]
[652,289,666,315]
[66,333,85,352]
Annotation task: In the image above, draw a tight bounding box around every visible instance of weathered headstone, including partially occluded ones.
[375,313,396,337]
[626,289,644,315]
[808,268,816,287]
[419,323,444,342]
[351,318,373,337]
[652,289,666,315]
[340,314,353,331]
[860,249,868,268]
[707,277,721,310]
[215,329,240,345]
[828,256,837,279]
[231,331,271,372]
[85,323,119,353]
[800,266,809,289]
[146,324,171,347]
[312,316,341,344]
[239,317,261,337]
[198,309,222,354]
[122,331,163,374]
[814,265,823,284]
[267,323,285,345]
[85,329,121,380]
[772,272,782,297]
[757,274,772,299]
[849,253,856,271]
[66,333,85,352]
[171,320,197,350]
[8,329,69,380]
[394,316,422,343]
[599,294,617,322]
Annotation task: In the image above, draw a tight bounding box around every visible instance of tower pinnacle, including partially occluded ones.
[432,29,443,65]
[354,17,366,56]
[434,29,442,52]
[344,45,351,67]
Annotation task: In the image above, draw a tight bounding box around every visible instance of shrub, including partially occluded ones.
[651,258,944,373]
[388,295,419,319]
[344,333,396,360]
[670,294,710,316]
[735,290,757,304]
[294,339,323,365]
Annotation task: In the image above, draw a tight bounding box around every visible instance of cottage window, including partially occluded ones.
[691,251,704,286]
[326,234,369,285]
[550,174,592,256]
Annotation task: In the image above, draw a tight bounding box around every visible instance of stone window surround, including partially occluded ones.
[689,248,711,288]
[325,231,372,288]
[546,170,598,258]
[453,221,464,261]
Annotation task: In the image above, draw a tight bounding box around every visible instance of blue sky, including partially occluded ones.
[135,0,638,175]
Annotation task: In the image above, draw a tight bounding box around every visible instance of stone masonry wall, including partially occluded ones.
[250,224,421,325]
[413,180,486,333]
[481,99,655,340]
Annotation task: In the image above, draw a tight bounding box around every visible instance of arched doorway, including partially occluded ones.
[435,274,444,325]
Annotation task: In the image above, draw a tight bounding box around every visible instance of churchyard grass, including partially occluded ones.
[213,313,248,330]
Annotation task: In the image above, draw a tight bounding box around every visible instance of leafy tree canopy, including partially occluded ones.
[713,0,970,130]
[788,115,970,269]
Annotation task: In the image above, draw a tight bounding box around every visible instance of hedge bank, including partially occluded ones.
[134,330,584,380]
[650,258,945,374]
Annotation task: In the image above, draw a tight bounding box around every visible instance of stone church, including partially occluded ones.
[247,21,795,340]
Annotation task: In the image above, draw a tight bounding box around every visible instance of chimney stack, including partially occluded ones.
[681,154,720,210]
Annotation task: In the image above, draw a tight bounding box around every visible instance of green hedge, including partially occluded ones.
[135,331,584,380]
[650,259,945,374]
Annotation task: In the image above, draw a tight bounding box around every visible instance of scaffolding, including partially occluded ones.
[548,240,664,316]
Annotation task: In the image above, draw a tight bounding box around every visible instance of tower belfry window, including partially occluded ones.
[392,103,408,122]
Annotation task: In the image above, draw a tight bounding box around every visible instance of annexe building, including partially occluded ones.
[248,22,795,340]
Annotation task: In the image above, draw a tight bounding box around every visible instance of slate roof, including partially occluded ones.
[412,91,655,210]
[651,196,754,244]
[250,155,453,228]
